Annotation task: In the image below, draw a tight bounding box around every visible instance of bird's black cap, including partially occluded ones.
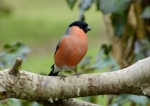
[69,21,91,33]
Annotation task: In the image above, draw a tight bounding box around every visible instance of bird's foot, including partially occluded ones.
[60,75,66,80]
[73,72,81,77]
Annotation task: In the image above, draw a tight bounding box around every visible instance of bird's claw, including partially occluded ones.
[60,75,66,80]
[73,72,81,77]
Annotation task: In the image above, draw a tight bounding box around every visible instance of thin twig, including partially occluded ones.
[9,57,23,75]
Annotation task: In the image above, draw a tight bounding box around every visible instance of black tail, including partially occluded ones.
[48,64,59,76]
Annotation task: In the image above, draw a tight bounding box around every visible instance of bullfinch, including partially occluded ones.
[48,21,91,79]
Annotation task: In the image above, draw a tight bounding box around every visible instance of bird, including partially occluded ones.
[48,21,91,79]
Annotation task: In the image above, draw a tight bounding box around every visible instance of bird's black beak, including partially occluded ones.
[85,26,91,33]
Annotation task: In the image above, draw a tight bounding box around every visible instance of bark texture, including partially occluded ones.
[0,57,150,105]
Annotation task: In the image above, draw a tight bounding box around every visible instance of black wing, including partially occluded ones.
[48,64,59,76]
[54,41,61,55]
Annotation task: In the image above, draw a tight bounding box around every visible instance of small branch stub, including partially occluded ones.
[9,57,23,75]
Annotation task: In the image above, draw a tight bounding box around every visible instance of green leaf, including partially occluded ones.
[31,102,41,106]
[4,44,11,49]
[78,0,94,21]
[134,39,150,61]
[141,6,150,19]
[113,95,129,105]
[100,0,130,14]
[0,42,30,68]
[100,0,130,37]
[83,96,92,102]
[80,45,120,71]
[111,14,127,37]
[93,47,119,70]
[79,0,94,11]
[4,42,23,53]
[4,42,22,49]
[95,0,100,10]
[95,49,104,63]
[8,99,41,106]
[66,0,77,10]
[101,44,112,56]
[0,62,5,68]
[110,65,120,71]
[79,56,92,66]
[134,53,145,61]
[79,9,85,21]
[8,99,22,106]
[93,56,119,70]
[129,95,149,106]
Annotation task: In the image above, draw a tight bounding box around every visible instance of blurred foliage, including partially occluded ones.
[92,45,119,71]
[99,0,130,14]
[80,44,120,71]
[134,39,150,61]
[0,42,41,106]
[112,95,149,106]
[67,0,94,21]
[141,6,150,19]
[79,56,92,67]
[0,42,30,69]
[0,99,40,106]
[67,0,130,37]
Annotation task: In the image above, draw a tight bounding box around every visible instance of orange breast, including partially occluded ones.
[54,27,88,68]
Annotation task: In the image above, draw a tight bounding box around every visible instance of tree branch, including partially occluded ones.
[1,57,150,105]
